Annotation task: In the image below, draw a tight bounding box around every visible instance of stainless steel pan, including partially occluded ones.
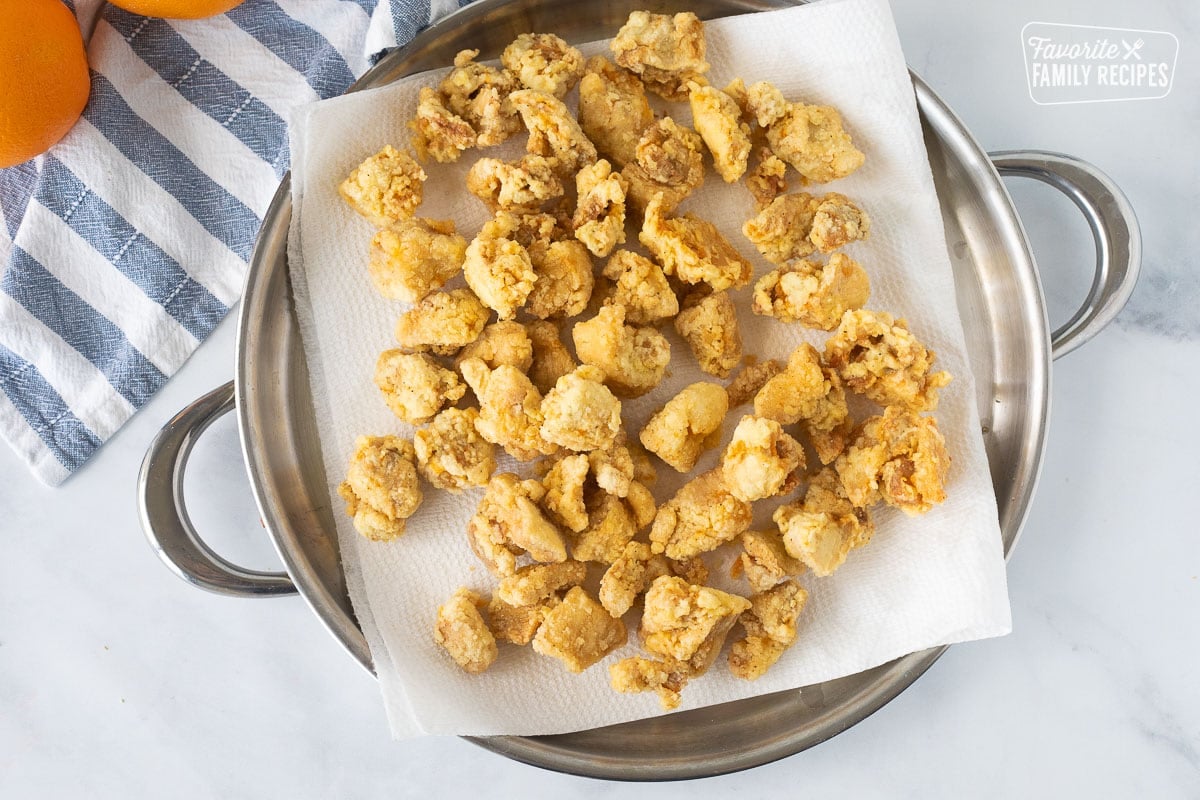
[137,0,1140,780]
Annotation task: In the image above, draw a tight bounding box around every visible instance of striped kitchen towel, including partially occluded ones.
[0,0,470,485]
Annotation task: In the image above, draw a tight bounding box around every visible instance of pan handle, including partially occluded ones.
[137,381,297,597]
[990,150,1141,360]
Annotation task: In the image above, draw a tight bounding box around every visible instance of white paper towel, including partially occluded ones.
[287,0,1011,738]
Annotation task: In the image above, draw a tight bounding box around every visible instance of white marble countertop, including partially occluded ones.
[2,0,1197,795]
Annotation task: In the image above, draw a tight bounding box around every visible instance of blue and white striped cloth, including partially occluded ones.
[0,0,471,485]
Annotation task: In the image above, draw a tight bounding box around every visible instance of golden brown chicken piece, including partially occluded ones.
[438,49,521,148]
[743,192,870,265]
[454,320,533,373]
[374,350,465,424]
[649,470,753,560]
[467,472,568,576]
[745,80,865,184]
[728,579,807,680]
[640,193,752,291]
[466,154,564,213]
[725,358,784,408]
[500,32,585,97]
[638,382,729,473]
[824,309,952,411]
[720,415,806,503]
[525,320,578,395]
[745,145,790,210]
[413,407,497,492]
[600,249,679,326]
[462,226,538,321]
[774,467,873,577]
[753,343,848,433]
[640,576,750,670]
[621,118,706,215]
[532,586,628,672]
[835,405,950,514]
[488,593,558,646]
[339,145,426,227]
[541,453,591,533]
[599,541,672,618]
[539,365,623,453]
[674,290,743,378]
[578,56,654,169]
[609,655,692,710]
[752,254,871,331]
[394,288,490,356]
[611,10,710,100]
[459,358,558,461]
[734,530,806,594]
[496,560,588,607]
[572,482,657,564]
[573,159,629,258]
[337,435,423,542]
[368,217,466,303]
[509,89,598,175]
[688,81,752,183]
[434,589,498,673]
[572,304,671,398]
[409,87,476,163]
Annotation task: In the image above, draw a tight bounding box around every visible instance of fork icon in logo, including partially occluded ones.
[1122,38,1145,60]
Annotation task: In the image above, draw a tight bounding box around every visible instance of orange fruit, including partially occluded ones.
[106,0,247,19]
[0,0,90,169]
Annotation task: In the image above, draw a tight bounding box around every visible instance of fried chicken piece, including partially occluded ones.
[745,145,789,210]
[540,365,623,452]
[509,89,598,175]
[621,118,706,215]
[454,320,533,373]
[337,435,423,542]
[728,579,807,680]
[368,218,466,304]
[466,154,564,213]
[468,473,568,576]
[674,290,742,378]
[640,576,750,669]
[610,655,691,710]
[462,229,537,321]
[525,320,578,394]
[640,193,752,291]
[339,145,426,227]
[439,49,521,148]
[496,560,588,607]
[599,541,672,617]
[835,406,950,514]
[578,56,654,169]
[532,586,628,672]
[742,192,821,264]
[413,407,496,492]
[394,288,490,356]
[573,159,629,258]
[743,192,870,266]
[726,358,784,408]
[410,87,476,163]
[752,254,871,331]
[746,81,865,184]
[434,589,497,673]
[639,382,728,473]
[688,81,751,183]
[754,343,847,432]
[649,469,753,560]
[774,467,873,577]
[734,530,806,593]
[460,358,557,461]
[810,193,871,252]
[572,304,671,398]
[541,453,591,533]
[501,32,585,97]
[374,350,466,424]
[574,482,657,564]
[599,249,678,325]
[588,437,637,498]
[525,238,594,319]
[720,415,805,503]
[824,309,952,411]
[611,11,709,100]
[488,593,557,646]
